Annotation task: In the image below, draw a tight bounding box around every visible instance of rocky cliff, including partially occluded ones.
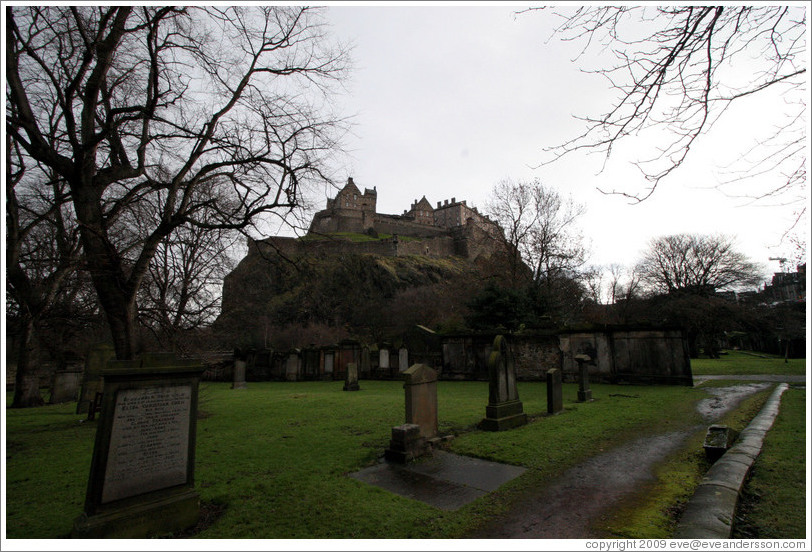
[215,233,512,349]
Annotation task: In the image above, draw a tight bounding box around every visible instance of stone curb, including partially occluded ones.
[673,383,789,539]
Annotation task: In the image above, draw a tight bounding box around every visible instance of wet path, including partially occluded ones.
[469,380,779,539]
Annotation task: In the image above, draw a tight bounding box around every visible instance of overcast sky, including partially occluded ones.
[312,2,809,285]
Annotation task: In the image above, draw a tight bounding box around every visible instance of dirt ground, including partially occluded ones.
[468,382,773,539]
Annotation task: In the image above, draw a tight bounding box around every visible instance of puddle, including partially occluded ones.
[695,383,772,421]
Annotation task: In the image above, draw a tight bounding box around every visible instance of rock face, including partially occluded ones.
[215,240,508,349]
[215,182,517,348]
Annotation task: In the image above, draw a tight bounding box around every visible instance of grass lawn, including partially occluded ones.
[733,385,807,539]
[6,380,707,539]
[691,350,806,376]
[5,349,806,540]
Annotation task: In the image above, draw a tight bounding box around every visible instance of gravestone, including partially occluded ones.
[323,351,334,376]
[379,348,390,371]
[480,335,527,431]
[232,348,247,389]
[285,352,300,381]
[360,346,371,378]
[49,368,83,404]
[232,359,247,389]
[77,343,115,415]
[546,368,563,414]
[385,364,438,462]
[403,364,438,440]
[343,362,360,391]
[398,348,409,373]
[575,354,593,402]
[72,356,203,538]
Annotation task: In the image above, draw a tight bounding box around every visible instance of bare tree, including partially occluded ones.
[5,136,82,407]
[485,177,587,286]
[536,6,806,211]
[6,6,350,359]
[637,234,764,296]
[138,222,239,352]
[606,263,642,305]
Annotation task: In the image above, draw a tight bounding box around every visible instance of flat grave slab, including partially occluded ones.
[349,450,526,510]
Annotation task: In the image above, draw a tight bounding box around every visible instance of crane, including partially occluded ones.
[769,257,788,272]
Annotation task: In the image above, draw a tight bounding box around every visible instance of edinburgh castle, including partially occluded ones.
[247,177,507,261]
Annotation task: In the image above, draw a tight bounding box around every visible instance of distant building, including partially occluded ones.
[310,177,501,240]
[760,263,806,304]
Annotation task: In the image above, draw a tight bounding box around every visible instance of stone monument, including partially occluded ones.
[547,368,563,414]
[76,343,115,415]
[480,335,527,431]
[575,354,593,402]
[232,349,247,390]
[403,364,438,440]
[72,355,204,538]
[49,368,83,404]
[385,364,438,462]
[343,362,360,391]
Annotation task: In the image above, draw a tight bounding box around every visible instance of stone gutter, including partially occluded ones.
[674,382,790,539]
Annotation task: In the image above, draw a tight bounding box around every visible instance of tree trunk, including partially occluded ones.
[12,315,44,408]
[101,293,139,360]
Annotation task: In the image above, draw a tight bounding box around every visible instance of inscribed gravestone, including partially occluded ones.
[547,368,563,414]
[73,358,203,538]
[343,362,360,391]
[480,335,527,431]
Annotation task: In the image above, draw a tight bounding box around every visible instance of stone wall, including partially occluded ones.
[439,328,692,385]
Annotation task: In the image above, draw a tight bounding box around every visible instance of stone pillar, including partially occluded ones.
[575,354,592,402]
[403,364,438,440]
[480,335,527,431]
[343,362,360,391]
[547,368,563,414]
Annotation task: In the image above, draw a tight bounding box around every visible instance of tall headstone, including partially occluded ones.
[398,348,409,373]
[360,346,371,378]
[403,364,438,440]
[343,362,360,391]
[232,359,247,389]
[72,356,203,538]
[547,368,563,414]
[480,335,527,431]
[323,351,334,376]
[385,364,438,463]
[76,343,116,415]
[379,348,390,371]
[285,352,300,381]
[575,354,593,402]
